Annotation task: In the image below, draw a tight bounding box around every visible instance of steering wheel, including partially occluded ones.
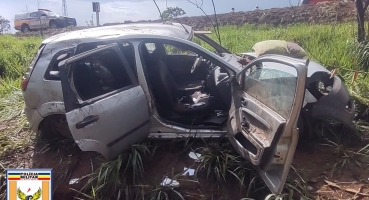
[191,56,203,73]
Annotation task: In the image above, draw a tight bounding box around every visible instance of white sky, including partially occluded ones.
[0,0,300,33]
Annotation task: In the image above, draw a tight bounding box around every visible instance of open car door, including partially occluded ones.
[227,56,307,194]
[59,43,150,160]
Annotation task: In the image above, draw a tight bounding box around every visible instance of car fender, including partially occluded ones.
[37,101,66,117]
[29,109,44,133]
[31,102,66,132]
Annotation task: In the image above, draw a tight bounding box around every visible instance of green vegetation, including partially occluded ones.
[0,36,41,168]
[1,22,369,199]
[196,23,369,108]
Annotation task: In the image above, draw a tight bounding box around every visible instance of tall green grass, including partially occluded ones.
[0,35,42,80]
[196,22,369,108]
[0,36,41,158]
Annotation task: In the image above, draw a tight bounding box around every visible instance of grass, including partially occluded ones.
[1,22,369,199]
[195,22,369,109]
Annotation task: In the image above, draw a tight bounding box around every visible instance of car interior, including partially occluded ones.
[69,42,136,101]
[139,41,232,128]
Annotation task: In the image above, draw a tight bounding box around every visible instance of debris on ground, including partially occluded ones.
[160,177,180,188]
[183,167,195,176]
[188,152,202,162]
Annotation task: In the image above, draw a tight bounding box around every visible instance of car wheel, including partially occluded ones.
[21,24,30,33]
[39,115,73,139]
[49,21,57,29]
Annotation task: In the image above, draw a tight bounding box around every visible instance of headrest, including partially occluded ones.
[150,43,166,64]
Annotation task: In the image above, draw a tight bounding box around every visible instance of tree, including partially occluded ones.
[0,16,10,34]
[161,6,186,20]
[355,0,369,42]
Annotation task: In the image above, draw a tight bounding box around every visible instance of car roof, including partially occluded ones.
[42,22,193,45]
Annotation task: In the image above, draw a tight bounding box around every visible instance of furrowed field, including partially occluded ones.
[1,23,369,200]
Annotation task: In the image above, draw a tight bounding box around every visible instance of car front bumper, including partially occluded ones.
[310,76,355,127]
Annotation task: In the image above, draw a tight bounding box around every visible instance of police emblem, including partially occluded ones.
[6,168,52,200]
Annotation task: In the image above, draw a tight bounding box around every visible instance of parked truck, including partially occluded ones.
[14,9,77,33]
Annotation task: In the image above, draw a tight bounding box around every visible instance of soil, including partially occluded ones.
[15,1,357,38]
[2,130,369,200]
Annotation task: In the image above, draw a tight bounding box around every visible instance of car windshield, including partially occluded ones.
[193,33,232,55]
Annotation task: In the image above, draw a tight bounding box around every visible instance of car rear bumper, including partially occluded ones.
[24,106,43,133]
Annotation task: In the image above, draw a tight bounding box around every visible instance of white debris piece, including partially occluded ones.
[188,152,202,162]
[69,178,79,185]
[160,177,180,188]
[183,167,195,176]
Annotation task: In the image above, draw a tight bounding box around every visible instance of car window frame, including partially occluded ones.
[237,57,303,119]
[138,38,234,78]
[242,63,298,119]
[30,12,39,18]
[75,40,138,79]
[44,48,75,81]
[60,43,139,109]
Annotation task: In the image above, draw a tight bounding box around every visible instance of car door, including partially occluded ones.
[227,56,307,194]
[29,12,41,29]
[59,43,150,160]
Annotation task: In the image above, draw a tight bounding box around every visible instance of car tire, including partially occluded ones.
[21,24,30,33]
[49,21,57,29]
[39,114,73,139]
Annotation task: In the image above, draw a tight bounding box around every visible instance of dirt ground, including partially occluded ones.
[2,127,369,200]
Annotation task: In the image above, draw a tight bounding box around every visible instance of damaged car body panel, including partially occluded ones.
[21,23,356,194]
[59,43,150,160]
[240,52,355,127]
[228,56,307,194]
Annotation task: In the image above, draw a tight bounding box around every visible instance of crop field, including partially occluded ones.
[1,22,369,200]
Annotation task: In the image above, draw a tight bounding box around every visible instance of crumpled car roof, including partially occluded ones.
[42,22,193,45]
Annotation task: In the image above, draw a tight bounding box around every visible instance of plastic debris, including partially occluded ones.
[188,152,202,162]
[69,178,79,185]
[160,177,180,188]
[183,167,195,176]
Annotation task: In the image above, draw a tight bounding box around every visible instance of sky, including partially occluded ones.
[0,0,300,33]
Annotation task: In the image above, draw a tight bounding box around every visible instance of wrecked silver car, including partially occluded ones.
[21,22,355,194]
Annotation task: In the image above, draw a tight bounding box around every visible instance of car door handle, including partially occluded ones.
[76,115,99,129]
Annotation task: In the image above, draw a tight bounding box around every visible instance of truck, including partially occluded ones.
[14,9,77,33]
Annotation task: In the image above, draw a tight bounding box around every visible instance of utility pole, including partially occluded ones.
[62,0,68,17]
[92,2,100,26]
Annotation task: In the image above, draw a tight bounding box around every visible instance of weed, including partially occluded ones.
[194,142,237,184]
[81,143,152,199]
[143,169,189,200]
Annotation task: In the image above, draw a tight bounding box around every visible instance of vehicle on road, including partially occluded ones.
[21,23,355,194]
[14,8,77,33]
